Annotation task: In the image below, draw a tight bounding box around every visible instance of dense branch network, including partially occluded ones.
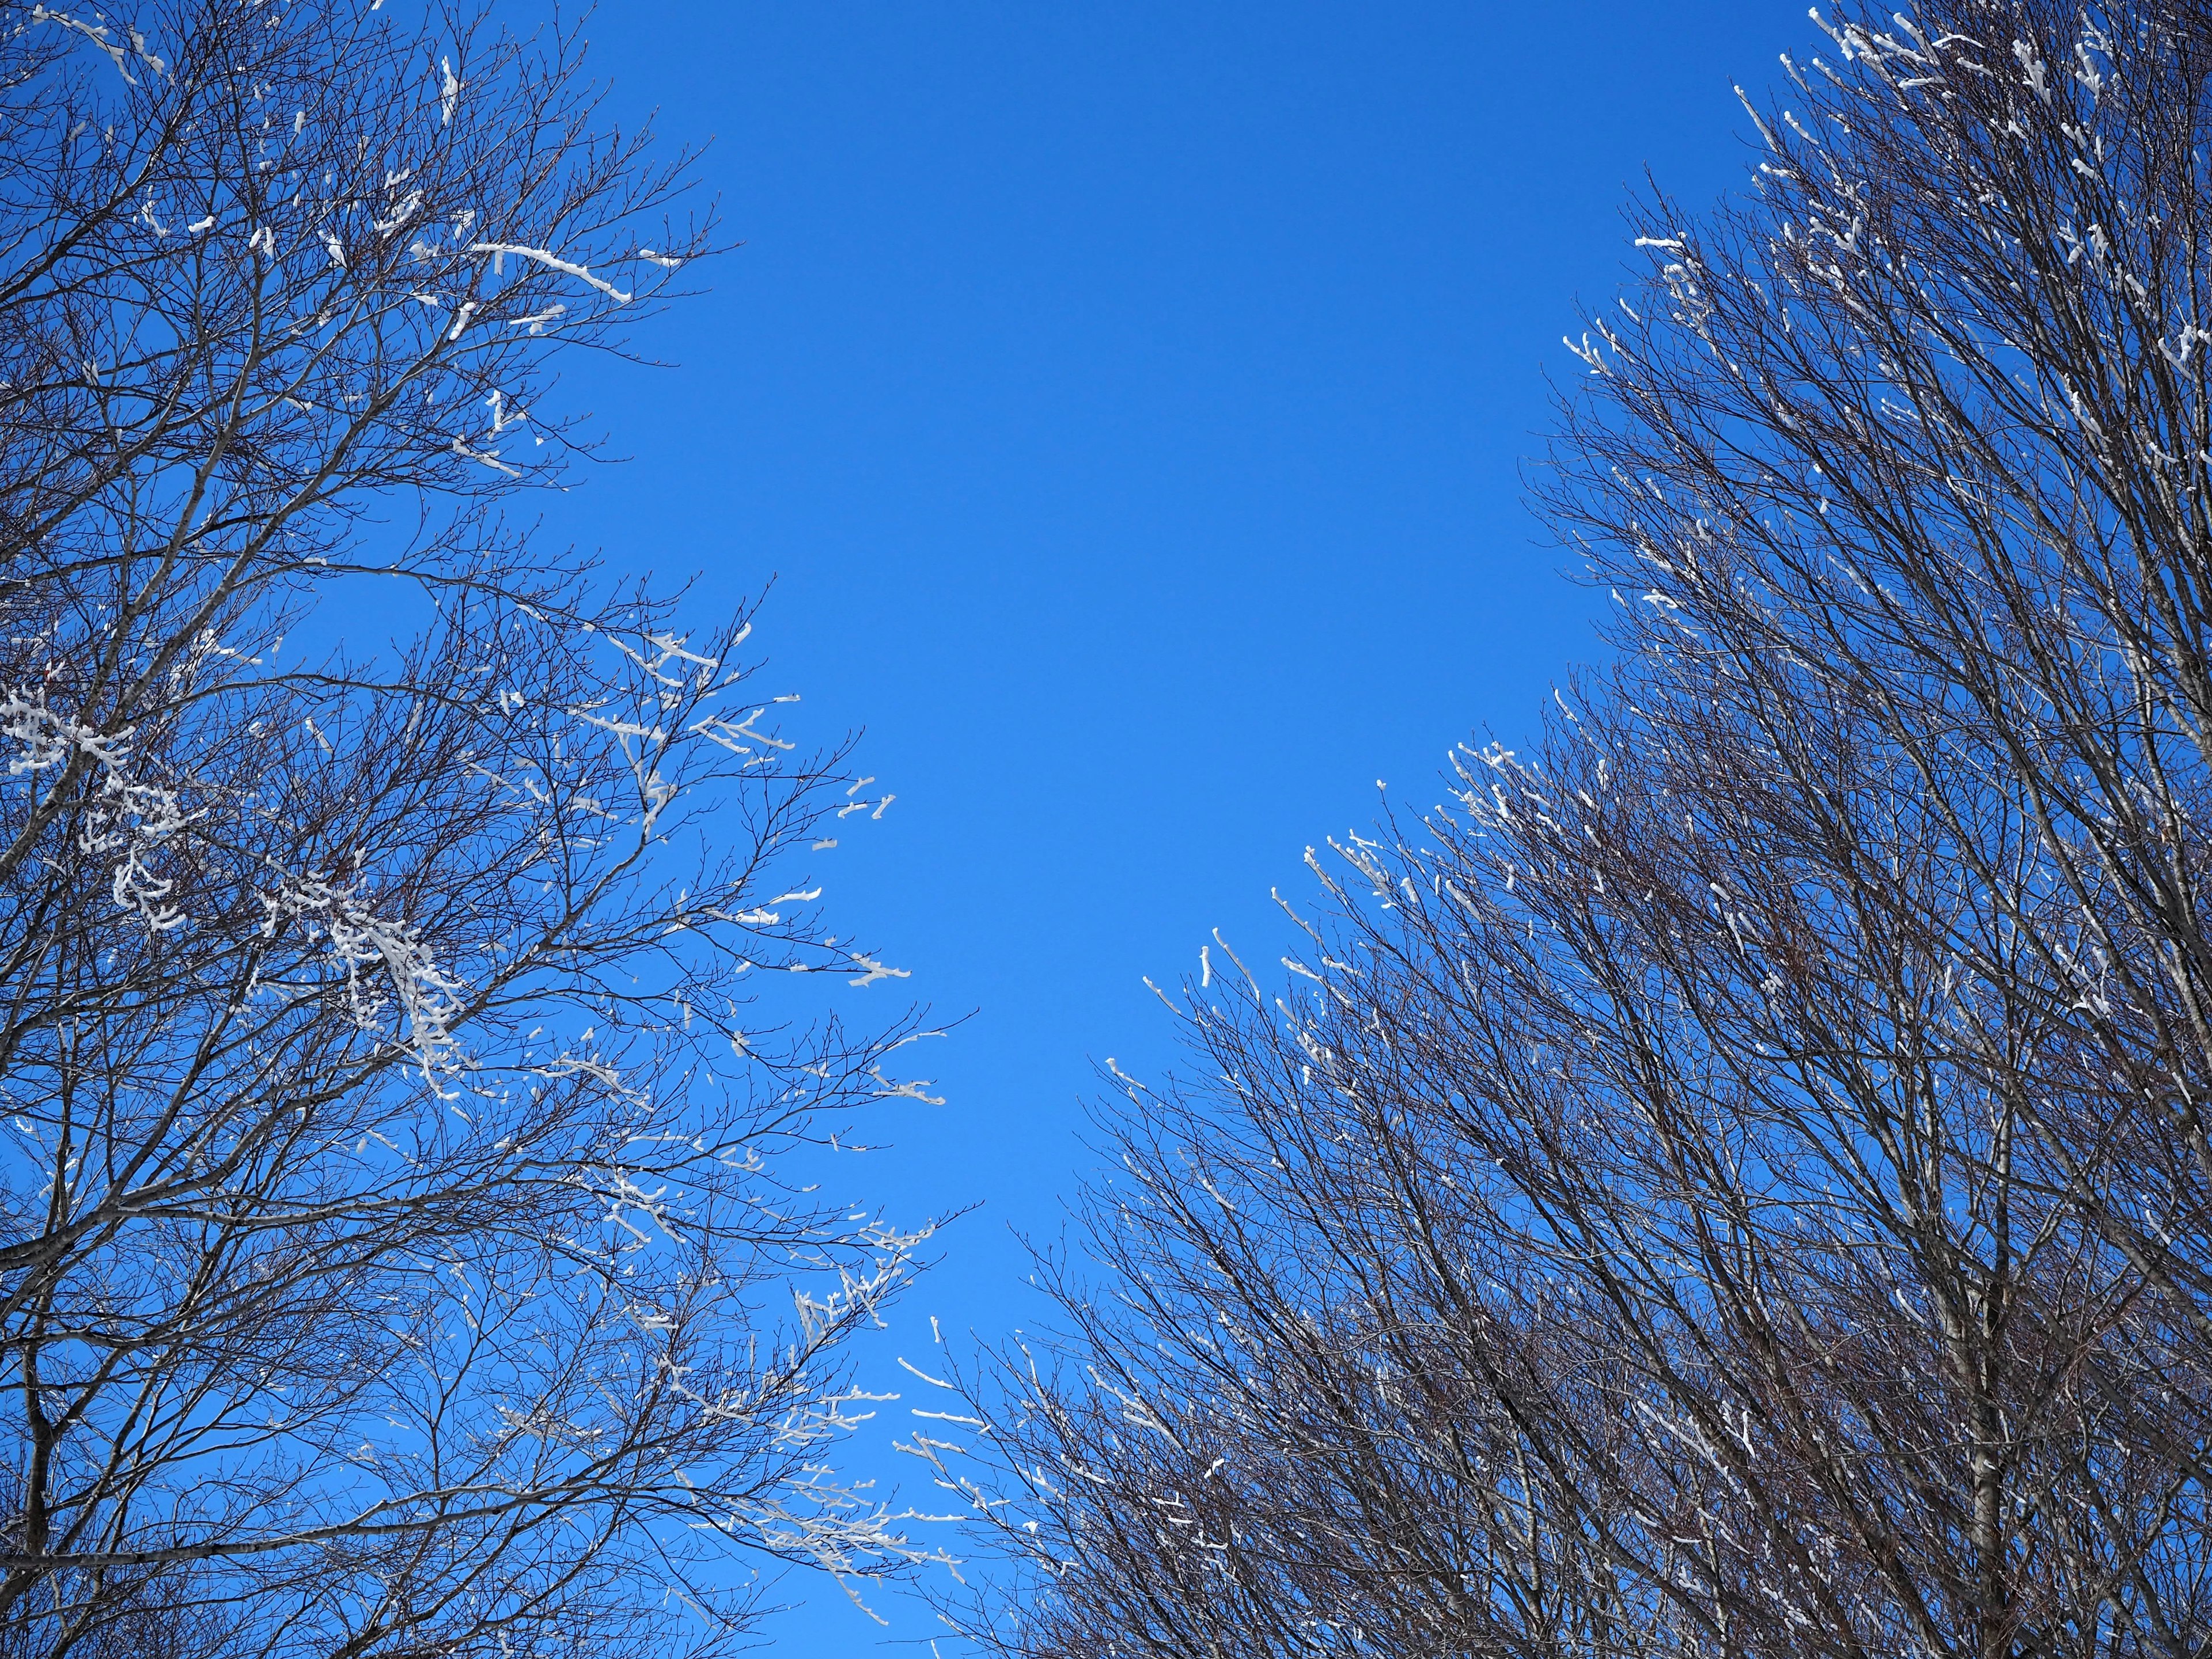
[0,4,941,1657]
[926,5,2212,1658]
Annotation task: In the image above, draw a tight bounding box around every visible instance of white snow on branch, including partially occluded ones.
[260,873,469,1082]
[28,6,163,84]
[507,302,566,335]
[452,434,521,478]
[688,709,797,756]
[468,243,631,304]
[2,691,132,774]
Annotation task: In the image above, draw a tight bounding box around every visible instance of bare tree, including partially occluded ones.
[0,3,944,1656]
[926,3,2212,1657]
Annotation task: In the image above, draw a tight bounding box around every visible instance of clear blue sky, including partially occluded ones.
[544,3,1806,1649]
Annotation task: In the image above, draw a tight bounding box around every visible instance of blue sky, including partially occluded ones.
[545,3,1806,1649]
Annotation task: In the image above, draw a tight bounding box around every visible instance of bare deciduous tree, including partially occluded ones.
[927,3,2212,1656]
[0,3,942,1656]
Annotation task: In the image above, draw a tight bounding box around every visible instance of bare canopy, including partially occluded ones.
[0,3,939,1656]
[933,4,2212,1657]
